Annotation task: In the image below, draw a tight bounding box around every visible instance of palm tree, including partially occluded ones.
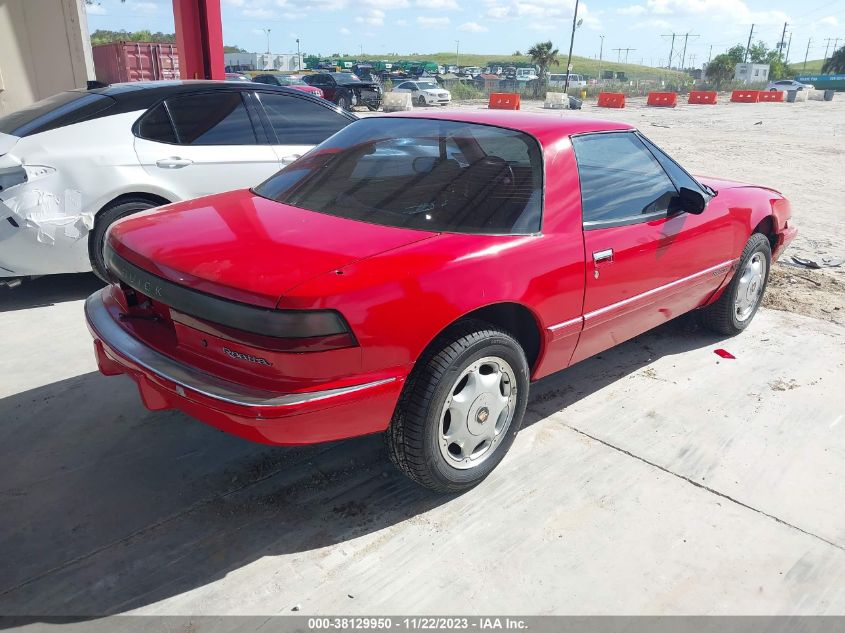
[528,41,560,97]
[822,45,845,74]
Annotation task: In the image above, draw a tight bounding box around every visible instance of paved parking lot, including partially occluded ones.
[1,274,844,615]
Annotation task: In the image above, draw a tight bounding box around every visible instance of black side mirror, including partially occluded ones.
[671,187,707,215]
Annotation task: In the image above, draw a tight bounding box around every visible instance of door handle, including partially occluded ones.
[593,248,614,263]
[156,157,193,169]
[280,154,302,165]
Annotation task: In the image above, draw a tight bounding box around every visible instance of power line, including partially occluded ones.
[612,47,636,64]
[679,32,699,69]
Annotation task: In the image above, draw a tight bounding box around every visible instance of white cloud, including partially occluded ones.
[395,18,409,25]
[362,0,409,8]
[617,4,645,15]
[243,7,277,19]
[85,3,107,15]
[486,5,510,18]
[355,8,386,25]
[816,15,838,27]
[642,0,788,25]
[417,15,451,28]
[417,0,461,9]
[223,0,246,6]
[126,1,159,15]
[458,21,488,32]
[282,11,306,19]
[339,26,351,35]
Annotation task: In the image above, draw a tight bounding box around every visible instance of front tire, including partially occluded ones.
[336,94,351,111]
[89,198,161,281]
[417,95,427,107]
[700,233,771,335]
[386,320,530,493]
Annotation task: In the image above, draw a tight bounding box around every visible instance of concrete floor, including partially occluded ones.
[1,274,844,615]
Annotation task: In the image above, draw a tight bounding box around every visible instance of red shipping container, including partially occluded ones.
[92,42,180,85]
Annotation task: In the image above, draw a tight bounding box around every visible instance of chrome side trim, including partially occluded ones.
[584,259,734,324]
[547,316,583,339]
[85,290,396,409]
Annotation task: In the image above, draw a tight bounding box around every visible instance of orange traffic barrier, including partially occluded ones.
[731,90,760,103]
[646,92,678,107]
[597,92,625,108]
[488,93,521,110]
[688,90,717,104]
[758,90,785,102]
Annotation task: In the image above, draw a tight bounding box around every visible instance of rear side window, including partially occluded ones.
[165,92,257,145]
[257,93,350,145]
[136,102,177,144]
[255,117,543,235]
[0,92,114,137]
[572,132,678,228]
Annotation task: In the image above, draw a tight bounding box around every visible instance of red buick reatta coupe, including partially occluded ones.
[86,111,796,492]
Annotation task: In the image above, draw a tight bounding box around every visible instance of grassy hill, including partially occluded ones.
[356,52,688,82]
[794,58,826,74]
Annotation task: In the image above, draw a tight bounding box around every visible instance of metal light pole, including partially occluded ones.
[598,34,604,81]
[563,0,580,94]
[263,28,271,55]
[296,38,301,71]
[455,40,460,69]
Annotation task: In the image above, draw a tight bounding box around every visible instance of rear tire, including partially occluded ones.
[386,320,530,493]
[700,233,771,336]
[88,198,161,281]
[336,94,351,111]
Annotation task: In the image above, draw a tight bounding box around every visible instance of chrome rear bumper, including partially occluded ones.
[85,289,395,409]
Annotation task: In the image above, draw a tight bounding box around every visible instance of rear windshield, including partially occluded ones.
[254,118,544,235]
[0,91,114,137]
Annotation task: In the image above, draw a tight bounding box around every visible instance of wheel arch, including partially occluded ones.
[419,301,544,375]
[751,214,777,251]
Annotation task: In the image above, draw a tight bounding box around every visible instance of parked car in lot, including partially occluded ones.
[252,73,324,98]
[225,72,250,82]
[766,79,814,91]
[301,72,382,111]
[392,80,452,106]
[0,81,355,283]
[86,111,795,492]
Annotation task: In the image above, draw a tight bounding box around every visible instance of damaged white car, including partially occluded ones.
[0,81,355,284]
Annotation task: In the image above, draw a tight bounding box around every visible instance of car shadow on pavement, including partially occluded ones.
[0,274,104,313]
[0,315,724,617]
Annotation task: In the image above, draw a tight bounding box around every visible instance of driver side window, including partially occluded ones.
[572,132,678,229]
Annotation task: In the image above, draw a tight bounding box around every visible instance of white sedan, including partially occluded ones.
[392,80,452,106]
[0,81,354,284]
[765,79,814,92]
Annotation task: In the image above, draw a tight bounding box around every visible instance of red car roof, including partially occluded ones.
[378,110,633,145]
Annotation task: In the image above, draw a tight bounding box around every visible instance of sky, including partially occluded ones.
[84,0,845,68]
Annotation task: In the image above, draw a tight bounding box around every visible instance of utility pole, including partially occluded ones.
[563,0,580,93]
[804,37,812,71]
[662,33,676,68]
[296,38,301,71]
[785,31,792,64]
[826,38,842,63]
[613,48,635,64]
[689,53,696,69]
[707,44,713,65]
[744,23,755,63]
[263,28,271,55]
[778,22,788,62]
[455,39,460,69]
[680,33,699,69]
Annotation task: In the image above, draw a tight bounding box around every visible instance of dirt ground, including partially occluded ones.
[378,96,845,325]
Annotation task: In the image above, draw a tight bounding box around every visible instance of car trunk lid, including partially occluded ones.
[107,188,437,308]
